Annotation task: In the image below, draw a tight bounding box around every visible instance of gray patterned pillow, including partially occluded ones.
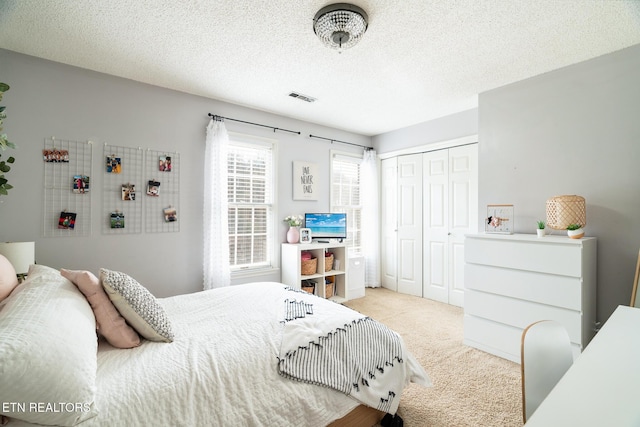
[99,268,174,343]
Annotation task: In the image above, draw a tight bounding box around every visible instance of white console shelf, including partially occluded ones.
[281,242,348,303]
[463,233,597,363]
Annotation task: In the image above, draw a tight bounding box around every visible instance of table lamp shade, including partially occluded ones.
[0,242,35,275]
[545,195,586,230]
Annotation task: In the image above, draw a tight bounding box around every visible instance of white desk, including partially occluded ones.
[525,305,640,426]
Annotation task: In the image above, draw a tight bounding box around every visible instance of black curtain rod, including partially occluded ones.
[208,113,300,135]
[309,134,372,150]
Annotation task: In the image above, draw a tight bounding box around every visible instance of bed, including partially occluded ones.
[0,259,430,427]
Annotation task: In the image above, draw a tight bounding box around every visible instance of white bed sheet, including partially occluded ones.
[9,282,428,427]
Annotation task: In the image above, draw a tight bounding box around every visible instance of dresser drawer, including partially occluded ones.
[465,289,583,344]
[463,314,523,363]
[465,263,582,310]
[465,236,583,277]
[464,314,582,363]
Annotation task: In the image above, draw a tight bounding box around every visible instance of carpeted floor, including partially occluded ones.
[344,287,522,427]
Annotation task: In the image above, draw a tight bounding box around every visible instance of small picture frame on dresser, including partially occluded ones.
[485,204,514,234]
[300,228,312,243]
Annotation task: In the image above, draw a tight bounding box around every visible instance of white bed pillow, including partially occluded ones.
[0,264,99,426]
[99,268,174,342]
[0,254,19,302]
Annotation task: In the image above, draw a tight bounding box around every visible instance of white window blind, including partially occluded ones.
[331,153,362,254]
[227,141,273,270]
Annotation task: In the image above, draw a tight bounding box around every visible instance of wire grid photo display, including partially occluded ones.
[102,144,144,234]
[485,204,514,234]
[145,149,180,233]
[42,138,93,237]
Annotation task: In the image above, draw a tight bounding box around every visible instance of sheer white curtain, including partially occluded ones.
[203,118,231,290]
[360,149,380,287]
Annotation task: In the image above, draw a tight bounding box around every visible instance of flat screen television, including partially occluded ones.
[304,213,347,241]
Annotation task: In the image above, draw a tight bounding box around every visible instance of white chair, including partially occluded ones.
[520,320,574,423]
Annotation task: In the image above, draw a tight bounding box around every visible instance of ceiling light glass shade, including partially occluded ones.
[313,3,368,51]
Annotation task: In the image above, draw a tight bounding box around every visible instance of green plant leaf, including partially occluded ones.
[0,82,14,197]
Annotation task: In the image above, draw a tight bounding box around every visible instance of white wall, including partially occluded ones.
[372,108,478,154]
[369,43,640,324]
[0,49,370,297]
[479,43,640,323]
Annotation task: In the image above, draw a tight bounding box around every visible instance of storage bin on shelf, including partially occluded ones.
[301,280,315,294]
[325,276,335,298]
[324,252,334,272]
[301,251,317,275]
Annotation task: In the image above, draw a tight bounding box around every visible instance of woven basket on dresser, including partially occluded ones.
[301,258,317,275]
[324,254,334,272]
[546,195,586,230]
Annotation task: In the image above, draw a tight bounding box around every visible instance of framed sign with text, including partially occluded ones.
[293,161,318,200]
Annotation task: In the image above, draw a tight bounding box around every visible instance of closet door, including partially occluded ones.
[423,144,478,306]
[422,150,449,303]
[396,154,422,297]
[380,157,398,291]
[448,144,478,307]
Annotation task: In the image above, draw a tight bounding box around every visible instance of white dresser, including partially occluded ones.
[463,233,597,363]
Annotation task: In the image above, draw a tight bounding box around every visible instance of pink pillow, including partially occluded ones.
[61,268,141,348]
[0,254,19,301]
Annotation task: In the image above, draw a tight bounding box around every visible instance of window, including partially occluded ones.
[330,152,362,255]
[227,136,275,272]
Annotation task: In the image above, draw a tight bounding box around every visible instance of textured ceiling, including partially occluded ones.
[1,0,639,136]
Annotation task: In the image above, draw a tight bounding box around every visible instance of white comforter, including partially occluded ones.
[10,282,429,427]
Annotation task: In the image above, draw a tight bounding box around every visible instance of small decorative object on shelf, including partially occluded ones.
[284,215,303,227]
[546,195,586,230]
[300,228,312,243]
[485,204,514,234]
[566,223,585,239]
[284,215,303,243]
[536,220,546,237]
[286,227,300,243]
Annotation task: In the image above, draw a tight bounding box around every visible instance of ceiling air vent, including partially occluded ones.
[289,92,317,103]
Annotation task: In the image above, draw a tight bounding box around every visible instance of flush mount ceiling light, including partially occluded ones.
[313,3,368,52]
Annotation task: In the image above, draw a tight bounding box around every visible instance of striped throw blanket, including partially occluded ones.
[277,290,409,414]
